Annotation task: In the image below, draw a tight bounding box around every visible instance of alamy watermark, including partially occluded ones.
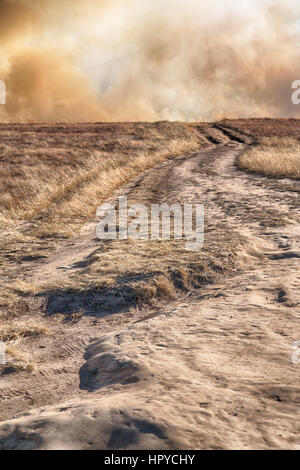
[0,341,6,365]
[291,341,300,365]
[0,80,6,105]
[291,80,300,105]
[96,197,204,251]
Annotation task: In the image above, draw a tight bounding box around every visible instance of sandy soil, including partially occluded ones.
[0,122,299,450]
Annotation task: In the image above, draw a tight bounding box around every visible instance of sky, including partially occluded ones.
[0,0,300,122]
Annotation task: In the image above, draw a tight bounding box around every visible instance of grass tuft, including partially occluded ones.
[237,137,300,179]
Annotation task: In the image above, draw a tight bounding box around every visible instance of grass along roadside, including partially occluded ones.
[237,137,300,179]
[0,123,203,237]
[27,140,199,239]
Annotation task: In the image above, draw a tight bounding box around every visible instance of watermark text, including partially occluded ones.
[96,197,204,251]
[0,80,6,105]
[292,341,300,365]
[0,341,6,365]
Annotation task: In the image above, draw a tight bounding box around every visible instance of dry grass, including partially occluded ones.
[0,122,203,318]
[0,122,202,237]
[222,118,300,139]
[31,226,258,317]
[237,137,300,179]
[3,345,37,373]
[0,322,48,373]
[0,323,48,343]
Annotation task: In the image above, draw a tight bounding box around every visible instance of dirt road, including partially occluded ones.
[0,123,299,449]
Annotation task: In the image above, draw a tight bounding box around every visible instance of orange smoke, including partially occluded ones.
[0,0,300,122]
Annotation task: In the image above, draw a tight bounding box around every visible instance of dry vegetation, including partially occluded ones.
[33,229,254,318]
[237,137,300,179]
[0,122,203,279]
[0,119,299,448]
[0,122,203,235]
[0,322,48,372]
[0,323,48,343]
[1,119,298,374]
[0,122,205,369]
[222,117,300,139]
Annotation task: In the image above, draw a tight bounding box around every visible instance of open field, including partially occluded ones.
[0,122,203,234]
[0,119,299,449]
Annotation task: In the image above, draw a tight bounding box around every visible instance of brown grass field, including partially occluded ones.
[0,118,299,450]
[237,137,300,179]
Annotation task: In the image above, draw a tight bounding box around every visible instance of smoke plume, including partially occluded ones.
[0,0,300,121]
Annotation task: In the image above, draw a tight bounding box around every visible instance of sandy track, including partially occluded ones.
[0,124,299,449]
